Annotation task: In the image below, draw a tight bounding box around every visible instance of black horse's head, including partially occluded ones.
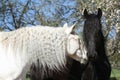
[83,8,103,61]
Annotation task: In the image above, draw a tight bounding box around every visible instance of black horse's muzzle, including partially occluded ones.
[87,51,97,61]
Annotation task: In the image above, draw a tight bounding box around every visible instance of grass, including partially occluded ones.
[26,78,30,80]
[110,68,120,80]
[26,68,120,80]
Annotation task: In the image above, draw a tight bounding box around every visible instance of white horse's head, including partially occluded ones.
[66,34,87,64]
[64,23,88,64]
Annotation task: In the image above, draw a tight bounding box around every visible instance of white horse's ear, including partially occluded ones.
[65,23,77,35]
[63,23,68,29]
[67,35,79,55]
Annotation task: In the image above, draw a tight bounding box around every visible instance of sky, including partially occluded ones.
[0,0,117,38]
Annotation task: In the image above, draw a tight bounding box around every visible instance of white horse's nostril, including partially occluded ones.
[76,49,88,64]
[76,50,82,57]
[80,58,87,64]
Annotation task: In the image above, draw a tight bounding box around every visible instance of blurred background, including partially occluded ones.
[0,0,120,80]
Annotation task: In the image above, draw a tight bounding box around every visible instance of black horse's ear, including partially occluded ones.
[83,9,89,18]
[97,8,102,19]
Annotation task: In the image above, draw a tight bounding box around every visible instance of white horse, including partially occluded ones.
[0,23,87,80]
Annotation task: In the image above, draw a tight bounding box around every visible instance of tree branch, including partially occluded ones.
[8,1,18,29]
[18,0,31,28]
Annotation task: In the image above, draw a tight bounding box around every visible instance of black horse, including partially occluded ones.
[82,8,111,80]
[29,8,111,80]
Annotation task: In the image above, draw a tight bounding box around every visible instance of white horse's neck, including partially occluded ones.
[0,27,69,70]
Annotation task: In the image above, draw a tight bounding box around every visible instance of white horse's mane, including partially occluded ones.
[0,24,87,80]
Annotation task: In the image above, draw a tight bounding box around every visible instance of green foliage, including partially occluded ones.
[109,54,120,69]
[110,54,120,62]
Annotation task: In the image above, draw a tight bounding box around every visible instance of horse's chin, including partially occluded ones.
[79,58,88,64]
